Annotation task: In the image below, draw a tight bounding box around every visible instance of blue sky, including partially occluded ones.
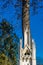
[30,13,43,58]
[0,0,43,59]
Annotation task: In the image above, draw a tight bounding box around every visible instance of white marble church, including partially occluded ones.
[19,0,36,65]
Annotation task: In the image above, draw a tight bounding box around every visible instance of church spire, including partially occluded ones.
[22,0,30,47]
[20,1,36,65]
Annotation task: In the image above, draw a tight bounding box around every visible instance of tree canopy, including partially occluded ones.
[0,19,19,65]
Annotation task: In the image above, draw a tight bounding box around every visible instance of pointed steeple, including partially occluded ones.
[22,0,30,47]
[19,1,36,65]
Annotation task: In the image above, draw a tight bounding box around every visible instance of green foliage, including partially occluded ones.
[0,53,12,65]
[0,19,19,65]
[0,19,13,35]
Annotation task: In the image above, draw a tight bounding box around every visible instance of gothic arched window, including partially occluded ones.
[22,57,24,62]
[27,63,29,65]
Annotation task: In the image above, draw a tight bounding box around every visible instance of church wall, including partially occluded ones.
[20,59,30,65]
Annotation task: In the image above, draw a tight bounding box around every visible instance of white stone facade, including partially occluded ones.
[20,38,36,65]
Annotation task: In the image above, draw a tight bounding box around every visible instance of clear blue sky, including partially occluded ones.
[0,0,43,59]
